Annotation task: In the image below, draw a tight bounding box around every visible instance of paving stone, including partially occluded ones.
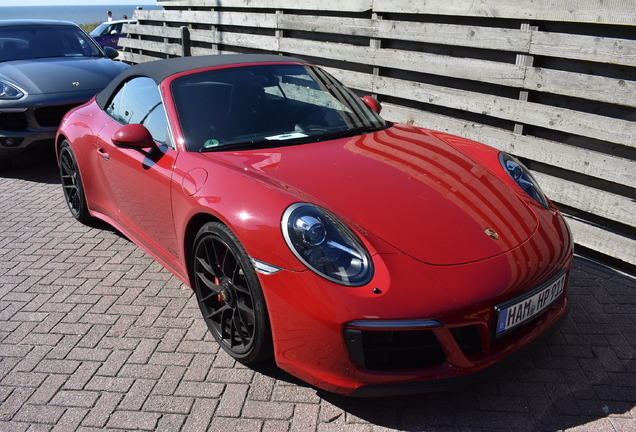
[0,387,35,421]
[117,363,165,380]
[32,359,80,375]
[80,393,123,428]
[49,390,100,408]
[263,419,292,432]
[84,375,134,393]
[63,362,101,391]
[119,378,156,411]
[152,366,187,396]
[181,398,218,432]
[210,417,266,432]
[216,383,249,417]
[155,413,187,432]
[11,404,65,424]
[143,395,194,414]
[174,380,225,399]
[107,410,160,431]
[242,400,295,420]
[291,403,320,432]
[50,407,89,432]
[182,353,215,382]
[1,372,47,389]
[26,374,66,405]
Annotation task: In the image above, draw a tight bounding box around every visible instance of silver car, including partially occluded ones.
[0,20,128,167]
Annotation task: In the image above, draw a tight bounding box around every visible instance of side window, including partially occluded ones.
[106,77,170,145]
[105,84,125,121]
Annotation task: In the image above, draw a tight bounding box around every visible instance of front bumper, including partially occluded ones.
[1,93,92,158]
[258,211,573,395]
[0,104,79,157]
[0,127,56,157]
[348,312,566,397]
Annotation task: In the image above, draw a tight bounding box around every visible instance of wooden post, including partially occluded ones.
[370,12,381,99]
[181,26,191,57]
[276,10,283,55]
[514,23,535,135]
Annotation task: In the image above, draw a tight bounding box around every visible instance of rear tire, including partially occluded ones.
[192,222,273,364]
[58,140,91,223]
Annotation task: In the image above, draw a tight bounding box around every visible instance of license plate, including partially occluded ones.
[495,271,566,336]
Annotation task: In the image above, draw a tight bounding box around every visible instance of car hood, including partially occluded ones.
[206,124,539,265]
[0,57,127,96]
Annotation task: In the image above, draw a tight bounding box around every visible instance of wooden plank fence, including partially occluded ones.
[118,0,636,270]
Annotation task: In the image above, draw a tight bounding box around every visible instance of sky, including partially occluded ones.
[1,1,158,6]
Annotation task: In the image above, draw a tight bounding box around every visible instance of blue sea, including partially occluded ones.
[0,4,162,26]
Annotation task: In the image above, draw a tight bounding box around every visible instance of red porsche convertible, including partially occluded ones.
[56,54,573,396]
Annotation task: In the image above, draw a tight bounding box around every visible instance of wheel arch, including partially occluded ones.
[183,212,224,286]
[188,215,275,363]
[55,133,69,160]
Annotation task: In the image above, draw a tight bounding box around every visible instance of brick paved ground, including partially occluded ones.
[1,150,634,432]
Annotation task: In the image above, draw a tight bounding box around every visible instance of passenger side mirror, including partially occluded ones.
[112,124,156,149]
[363,96,382,114]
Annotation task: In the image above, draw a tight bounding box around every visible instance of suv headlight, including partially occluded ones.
[500,152,550,209]
[0,80,24,99]
[282,203,373,286]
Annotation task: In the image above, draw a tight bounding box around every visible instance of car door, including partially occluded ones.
[96,76,181,267]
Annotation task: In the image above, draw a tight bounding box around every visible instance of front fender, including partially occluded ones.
[170,152,309,280]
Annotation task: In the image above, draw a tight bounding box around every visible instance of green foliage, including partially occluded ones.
[81,22,100,33]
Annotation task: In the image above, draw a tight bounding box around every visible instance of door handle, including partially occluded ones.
[97,148,110,160]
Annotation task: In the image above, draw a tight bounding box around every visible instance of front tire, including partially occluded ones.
[192,222,273,364]
[59,140,91,223]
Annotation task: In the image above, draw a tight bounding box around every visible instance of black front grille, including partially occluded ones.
[0,111,28,131]
[34,103,80,127]
[344,328,447,371]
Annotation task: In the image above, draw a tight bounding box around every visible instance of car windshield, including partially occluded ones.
[171,64,388,152]
[90,22,124,37]
[89,22,113,37]
[0,24,103,62]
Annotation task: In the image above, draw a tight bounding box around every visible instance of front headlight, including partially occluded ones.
[0,80,24,100]
[499,152,550,209]
[282,203,373,286]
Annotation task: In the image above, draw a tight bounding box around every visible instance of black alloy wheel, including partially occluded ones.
[59,140,91,223]
[192,222,273,364]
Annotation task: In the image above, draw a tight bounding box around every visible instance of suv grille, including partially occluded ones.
[0,111,28,131]
[34,103,80,127]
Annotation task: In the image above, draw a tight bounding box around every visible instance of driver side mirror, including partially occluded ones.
[363,96,382,114]
[112,124,156,149]
[103,46,119,59]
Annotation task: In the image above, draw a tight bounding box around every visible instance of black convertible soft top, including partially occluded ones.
[95,54,306,109]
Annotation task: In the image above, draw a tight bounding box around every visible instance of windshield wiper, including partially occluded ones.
[199,139,282,153]
[310,124,389,142]
[198,125,389,153]
[200,131,315,152]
